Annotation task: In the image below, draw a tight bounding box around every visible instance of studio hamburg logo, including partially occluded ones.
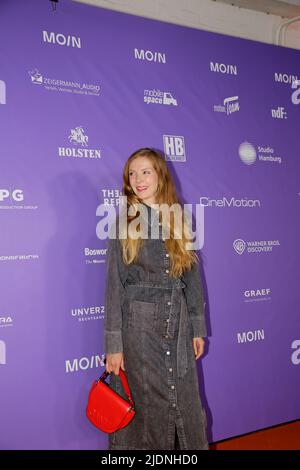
[58,126,102,159]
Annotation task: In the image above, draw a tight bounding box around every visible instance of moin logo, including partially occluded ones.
[65,354,105,373]
[43,31,81,48]
[163,135,185,162]
[274,72,299,85]
[210,62,238,75]
[0,80,6,104]
[58,127,101,159]
[214,96,239,115]
[0,340,6,365]
[144,89,177,106]
[134,49,166,63]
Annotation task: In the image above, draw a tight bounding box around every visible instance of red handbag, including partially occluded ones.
[86,368,135,434]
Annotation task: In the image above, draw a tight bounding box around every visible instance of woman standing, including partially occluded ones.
[104,147,208,450]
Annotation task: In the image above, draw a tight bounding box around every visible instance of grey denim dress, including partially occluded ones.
[104,203,208,450]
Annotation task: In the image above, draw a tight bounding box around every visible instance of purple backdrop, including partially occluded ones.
[0,0,300,450]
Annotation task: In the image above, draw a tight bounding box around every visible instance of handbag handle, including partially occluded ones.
[98,362,134,408]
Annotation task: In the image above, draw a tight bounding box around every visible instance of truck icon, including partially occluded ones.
[163,92,177,106]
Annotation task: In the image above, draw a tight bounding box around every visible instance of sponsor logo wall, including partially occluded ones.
[0,0,299,450]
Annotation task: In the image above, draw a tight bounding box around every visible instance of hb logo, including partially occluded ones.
[0,189,24,202]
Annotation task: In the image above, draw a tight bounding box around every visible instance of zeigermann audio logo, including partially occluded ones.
[163,135,185,162]
[210,61,238,76]
[0,340,6,365]
[65,353,105,373]
[214,95,240,115]
[238,142,282,165]
[233,238,280,255]
[0,189,38,210]
[42,30,81,48]
[71,306,104,322]
[134,48,166,63]
[28,69,100,97]
[58,127,101,159]
[144,89,177,106]
[0,80,6,104]
[0,316,13,328]
[244,288,271,303]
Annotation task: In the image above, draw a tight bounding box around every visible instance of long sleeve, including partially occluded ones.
[104,233,127,354]
[182,261,207,338]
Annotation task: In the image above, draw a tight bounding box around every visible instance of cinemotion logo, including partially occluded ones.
[0,80,6,104]
[0,340,6,365]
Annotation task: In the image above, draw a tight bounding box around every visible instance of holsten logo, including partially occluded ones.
[163,135,185,162]
[210,62,238,75]
[214,96,240,115]
[95,196,205,250]
[134,49,166,63]
[58,127,101,159]
[234,239,280,255]
[43,30,81,48]
[0,80,6,104]
[0,340,6,365]
[238,141,282,165]
[144,89,177,106]
[65,354,105,373]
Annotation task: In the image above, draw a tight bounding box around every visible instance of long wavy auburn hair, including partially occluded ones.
[119,147,199,278]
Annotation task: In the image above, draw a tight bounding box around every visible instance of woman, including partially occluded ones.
[104,147,208,450]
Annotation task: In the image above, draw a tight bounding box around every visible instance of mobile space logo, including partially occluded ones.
[214,95,240,115]
[238,142,282,165]
[0,80,6,104]
[163,135,186,162]
[28,69,100,97]
[58,127,101,159]
[42,31,81,48]
[144,89,177,106]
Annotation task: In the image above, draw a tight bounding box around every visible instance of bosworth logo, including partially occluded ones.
[238,142,282,165]
[43,30,81,48]
[58,127,101,159]
[144,89,177,106]
[28,69,100,96]
[210,62,238,75]
[0,80,6,104]
[214,96,239,115]
[134,49,166,63]
[233,239,280,255]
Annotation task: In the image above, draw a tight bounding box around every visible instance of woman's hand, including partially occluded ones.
[193,337,205,360]
[105,352,125,375]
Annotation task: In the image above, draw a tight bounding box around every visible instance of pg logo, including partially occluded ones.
[0,189,24,202]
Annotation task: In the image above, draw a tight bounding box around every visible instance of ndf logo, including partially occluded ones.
[0,80,6,104]
[0,340,6,365]
[0,189,24,202]
[163,135,186,162]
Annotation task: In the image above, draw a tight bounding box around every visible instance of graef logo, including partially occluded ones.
[274,72,299,84]
[58,127,101,159]
[210,62,238,75]
[134,49,166,63]
[0,316,13,328]
[144,89,177,106]
[214,95,240,115]
[291,340,300,365]
[43,31,81,48]
[234,239,280,254]
[244,288,271,302]
[0,340,6,365]
[71,306,104,322]
[0,189,24,202]
[0,80,6,104]
[233,239,246,255]
[163,135,185,162]
[237,329,265,343]
[271,106,287,119]
[65,354,105,373]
